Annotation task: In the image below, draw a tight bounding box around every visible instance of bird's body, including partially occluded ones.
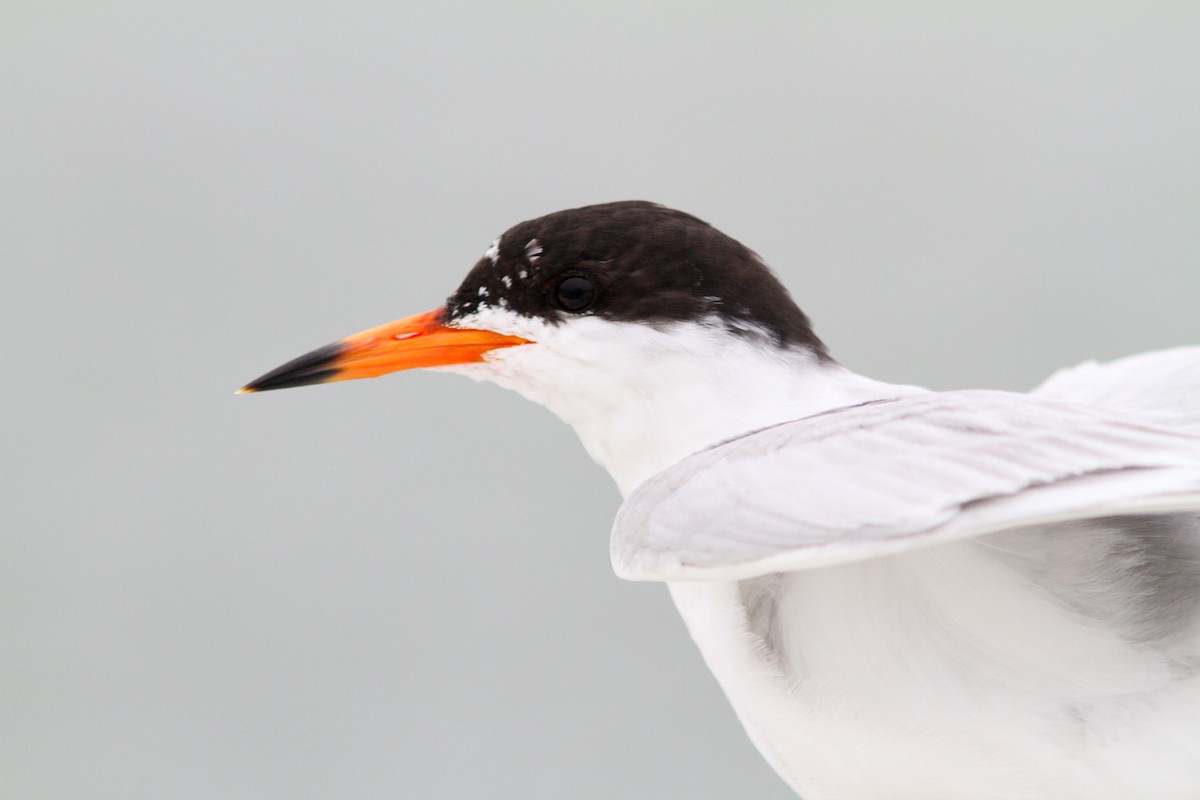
[672,529,1200,799]
[566,346,1200,799]
[242,202,1200,799]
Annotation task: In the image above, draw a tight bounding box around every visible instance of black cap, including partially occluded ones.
[445,201,829,357]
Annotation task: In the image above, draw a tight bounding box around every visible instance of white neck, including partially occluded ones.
[447,315,926,495]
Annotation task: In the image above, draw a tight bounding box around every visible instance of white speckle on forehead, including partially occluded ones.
[525,238,543,263]
[498,297,509,308]
[477,286,489,297]
[501,275,512,288]
[484,238,500,265]
[518,269,528,280]
[448,305,550,343]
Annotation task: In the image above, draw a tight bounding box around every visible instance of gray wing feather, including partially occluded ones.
[612,390,1200,581]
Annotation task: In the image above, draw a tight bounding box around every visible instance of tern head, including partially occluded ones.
[241,201,846,490]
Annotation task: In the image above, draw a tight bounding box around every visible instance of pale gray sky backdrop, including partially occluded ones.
[4,4,1199,799]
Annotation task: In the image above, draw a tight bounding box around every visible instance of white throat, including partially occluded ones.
[443,312,926,495]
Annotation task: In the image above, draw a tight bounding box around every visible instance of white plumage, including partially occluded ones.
[467,323,1200,798]
[610,347,1200,799]
[1035,346,1200,435]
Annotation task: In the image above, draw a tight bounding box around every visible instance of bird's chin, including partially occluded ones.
[432,344,537,385]
[429,361,498,383]
[434,345,575,416]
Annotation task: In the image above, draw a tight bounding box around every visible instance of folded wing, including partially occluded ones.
[612,390,1200,581]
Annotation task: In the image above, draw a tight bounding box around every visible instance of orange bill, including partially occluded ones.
[238,308,531,393]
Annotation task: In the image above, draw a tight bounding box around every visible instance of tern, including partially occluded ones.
[241,201,1200,799]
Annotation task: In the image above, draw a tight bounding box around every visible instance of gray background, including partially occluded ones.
[4,3,1198,799]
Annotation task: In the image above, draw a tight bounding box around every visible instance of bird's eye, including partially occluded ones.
[554,275,596,313]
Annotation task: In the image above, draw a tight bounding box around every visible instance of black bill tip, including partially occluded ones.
[238,342,345,394]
